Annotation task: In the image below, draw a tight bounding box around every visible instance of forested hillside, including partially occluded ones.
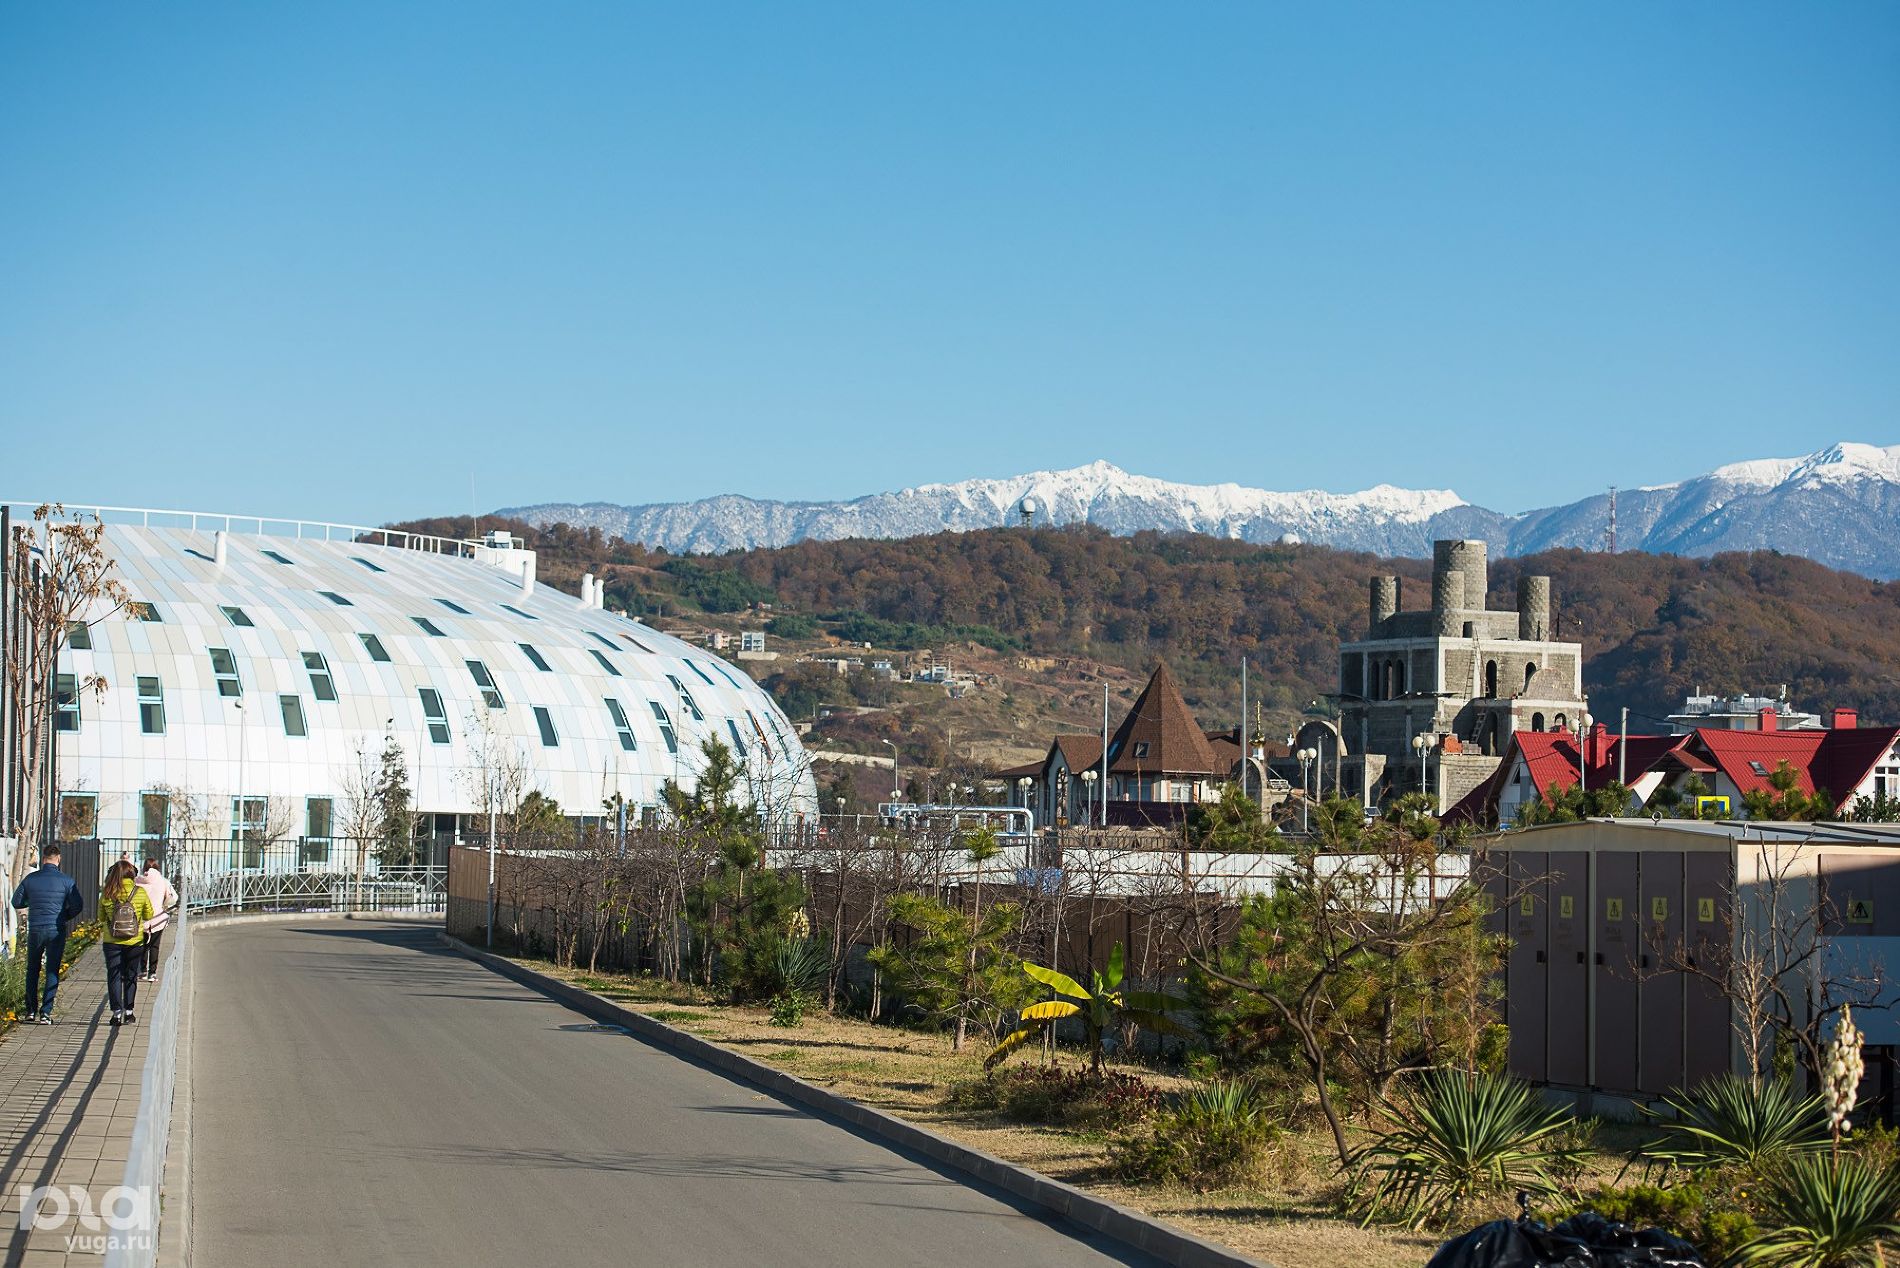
[392,516,1900,731]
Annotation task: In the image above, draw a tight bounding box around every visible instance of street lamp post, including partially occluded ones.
[1412,732,1431,805]
[882,739,899,801]
[1296,747,1315,833]
[1079,769,1096,828]
[234,696,247,911]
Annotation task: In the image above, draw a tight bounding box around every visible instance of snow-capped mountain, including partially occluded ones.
[1504,443,1900,577]
[503,461,1511,557]
[497,443,1900,579]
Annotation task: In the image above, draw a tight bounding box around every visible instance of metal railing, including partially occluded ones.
[0,500,483,557]
[77,838,447,916]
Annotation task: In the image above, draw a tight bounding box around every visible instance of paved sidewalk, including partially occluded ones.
[0,944,155,1267]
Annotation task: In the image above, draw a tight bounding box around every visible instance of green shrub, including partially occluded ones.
[1346,1068,1581,1228]
[2,922,101,1030]
[764,614,818,639]
[1732,1153,1900,1267]
[945,1066,1164,1129]
[1113,1079,1285,1191]
[1556,1181,1759,1264]
[1650,1074,1829,1176]
[769,990,816,1028]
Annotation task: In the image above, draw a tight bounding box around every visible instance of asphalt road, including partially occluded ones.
[190,920,1160,1267]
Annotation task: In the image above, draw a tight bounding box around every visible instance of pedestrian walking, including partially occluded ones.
[8,844,83,1024]
[100,860,155,1026]
[137,857,180,981]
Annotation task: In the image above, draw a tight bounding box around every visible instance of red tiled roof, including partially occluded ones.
[1814,728,1900,800]
[1687,726,1900,800]
[1107,662,1221,776]
[1692,729,1827,796]
[992,759,1044,781]
[1498,729,1692,810]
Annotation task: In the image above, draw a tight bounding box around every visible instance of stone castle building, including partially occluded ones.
[1336,539,1588,809]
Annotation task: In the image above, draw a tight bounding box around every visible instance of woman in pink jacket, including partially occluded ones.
[138,859,180,982]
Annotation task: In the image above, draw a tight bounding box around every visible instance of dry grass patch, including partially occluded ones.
[531,959,1458,1268]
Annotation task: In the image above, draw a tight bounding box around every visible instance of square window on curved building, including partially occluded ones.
[648,700,678,755]
[518,642,552,672]
[302,651,338,702]
[533,706,559,748]
[435,598,470,615]
[589,649,621,678]
[137,676,165,735]
[418,688,451,744]
[466,659,504,709]
[279,694,307,738]
[128,601,162,623]
[359,632,391,663]
[220,605,255,628]
[413,616,446,637]
[605,698,637,752]
[320,591,353,607]
[208,647,242,698]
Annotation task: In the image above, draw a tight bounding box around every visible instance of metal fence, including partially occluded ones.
[70,837,446,916]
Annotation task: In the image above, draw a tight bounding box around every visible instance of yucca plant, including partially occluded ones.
[1731,1153,1900,1267]
[986,942,1189,1074]
[1346,1068,1580,1228]
[1649,1074,1830,1176]
[772,937,830,997]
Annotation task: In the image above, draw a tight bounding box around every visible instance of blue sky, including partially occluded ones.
[3,3,1896,525]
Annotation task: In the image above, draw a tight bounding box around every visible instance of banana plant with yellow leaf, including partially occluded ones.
[986,942,1191,1074]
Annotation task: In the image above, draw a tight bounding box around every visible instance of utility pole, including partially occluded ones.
[1619,706,1629,788]
[1099,684,1109,829]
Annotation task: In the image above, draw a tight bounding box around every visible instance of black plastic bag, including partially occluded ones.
[1425,1209,1705,1268]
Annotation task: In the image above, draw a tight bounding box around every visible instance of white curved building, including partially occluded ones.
[33,508,815,856]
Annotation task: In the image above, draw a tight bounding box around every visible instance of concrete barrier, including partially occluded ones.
[443,935,1269,1268]
[119,910,444,1268]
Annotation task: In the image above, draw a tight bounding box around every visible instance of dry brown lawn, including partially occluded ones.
[543,962,1464,1268]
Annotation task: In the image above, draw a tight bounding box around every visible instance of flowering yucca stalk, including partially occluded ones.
[1824,1006,1865,1151]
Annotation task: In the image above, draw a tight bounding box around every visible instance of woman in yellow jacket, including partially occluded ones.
[100,860,156,1026]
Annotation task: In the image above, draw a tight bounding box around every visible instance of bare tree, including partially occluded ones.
[4,505,128,889]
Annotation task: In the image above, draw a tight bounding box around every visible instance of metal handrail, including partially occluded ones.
[0,500,482,557]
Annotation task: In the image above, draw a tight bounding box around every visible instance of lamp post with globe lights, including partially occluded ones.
[1412,732,1432,805]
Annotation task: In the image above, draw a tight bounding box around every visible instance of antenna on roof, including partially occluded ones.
[1604,486,1618,555]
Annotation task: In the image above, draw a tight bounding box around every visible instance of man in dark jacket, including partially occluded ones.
[10,844,84,1024]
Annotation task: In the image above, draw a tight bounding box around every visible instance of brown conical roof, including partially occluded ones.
[1107,662,1220,776]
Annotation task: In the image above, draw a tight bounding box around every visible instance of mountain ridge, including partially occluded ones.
[497,442,1900,579]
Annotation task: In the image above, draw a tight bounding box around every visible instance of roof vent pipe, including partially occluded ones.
[580,573,595,609]
[596,578,606,609]
[213,530,228,569]
[519,555,535,600]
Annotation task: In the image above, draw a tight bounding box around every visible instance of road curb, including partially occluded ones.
[442,934,1268,1268]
